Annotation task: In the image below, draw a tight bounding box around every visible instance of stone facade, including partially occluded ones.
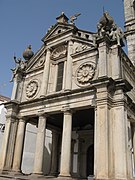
[0,6,135,180]
[124,0,135,66]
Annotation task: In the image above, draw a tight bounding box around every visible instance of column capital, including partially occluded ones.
[6,114,17,120]
[47,48,51,53]
[61,105,72,114]
[68,39,73,46]
[17,116,27,122]
[37,109,47,118]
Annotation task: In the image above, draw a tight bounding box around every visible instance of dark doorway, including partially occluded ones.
[86,144,94,176]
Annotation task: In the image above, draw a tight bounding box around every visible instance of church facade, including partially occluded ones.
[0,1,135,180]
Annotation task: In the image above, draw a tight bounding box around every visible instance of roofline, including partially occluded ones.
[0,95,10,102]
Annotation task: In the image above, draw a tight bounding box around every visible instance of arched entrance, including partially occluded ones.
[86,144,94,176]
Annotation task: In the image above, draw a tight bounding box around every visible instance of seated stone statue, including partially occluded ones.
[97,11,115,37]
[97,11,125,46]
[109,24,125,46]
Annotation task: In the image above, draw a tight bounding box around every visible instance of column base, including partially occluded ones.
[95,178,130,180]
[0,169,10,175]
[30,173,44,178]
[58,175,75,180]
[9,170,23,176]
[49,172,59,177]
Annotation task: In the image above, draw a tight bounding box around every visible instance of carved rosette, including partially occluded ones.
[76,62,96,86]
[26,80,39,98]
[51,45,67,60]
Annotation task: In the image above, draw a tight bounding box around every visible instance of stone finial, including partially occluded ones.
[56,12,69,24]
[22,45,34,61]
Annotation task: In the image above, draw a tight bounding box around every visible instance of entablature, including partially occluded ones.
[18,86,96,117]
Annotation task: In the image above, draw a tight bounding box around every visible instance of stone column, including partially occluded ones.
[33,113,47,174]
[65,40,73,90]
[59,109,72,177]
[50,131,59,176]
[12,117,26,172]
[0,116,18,171]
[41,49,51,96]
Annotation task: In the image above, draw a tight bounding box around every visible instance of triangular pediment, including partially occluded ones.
[25,45,45,73]
[42,23,75,42]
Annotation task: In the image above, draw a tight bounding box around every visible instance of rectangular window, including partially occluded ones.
[56,62,64,91]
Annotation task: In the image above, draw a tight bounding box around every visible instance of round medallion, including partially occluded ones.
[76,62,96,86]
[26,80,38,98]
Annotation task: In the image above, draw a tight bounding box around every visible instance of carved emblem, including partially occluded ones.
[73,43,91,54]
[31,57,45,70]
[51,45,67,60]
[26,80,38,98]
[75,44,88,53]
[76,62,96,86]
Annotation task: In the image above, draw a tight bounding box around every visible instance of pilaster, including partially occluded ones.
[11,74,24,101]
[41,49,51,96]
[65,40,73,90]
[110,45,122,79]
[97,37,110,78]
[94,78,111,180]
[111,89,128,179]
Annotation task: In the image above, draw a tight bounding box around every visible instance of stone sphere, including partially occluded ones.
[23,45,34,61]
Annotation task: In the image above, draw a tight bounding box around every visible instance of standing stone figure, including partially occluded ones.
[10,56,26,82]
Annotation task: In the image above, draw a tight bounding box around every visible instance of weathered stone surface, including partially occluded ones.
[0,7,135,180]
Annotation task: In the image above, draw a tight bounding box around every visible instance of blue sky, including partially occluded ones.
[0,0,124,97]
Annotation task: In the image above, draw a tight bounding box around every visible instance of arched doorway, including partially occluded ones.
[86,144,94,176]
